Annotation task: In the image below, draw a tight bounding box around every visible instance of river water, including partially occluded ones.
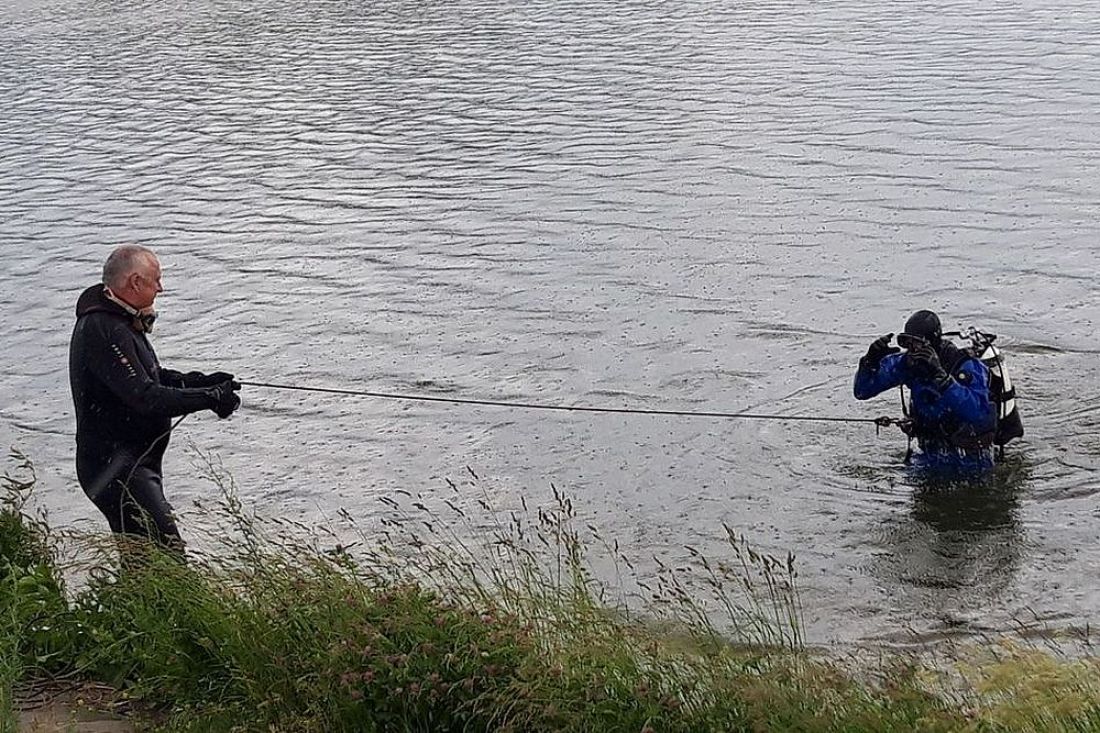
[2,0,1099,647]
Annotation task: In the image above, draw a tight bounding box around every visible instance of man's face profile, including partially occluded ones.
[128,255,163,310]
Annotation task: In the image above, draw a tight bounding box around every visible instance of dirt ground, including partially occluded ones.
[15,683,135,732]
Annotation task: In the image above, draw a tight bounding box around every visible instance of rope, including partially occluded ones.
[239,380,898,427]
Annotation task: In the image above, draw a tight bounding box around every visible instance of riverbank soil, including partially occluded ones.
[15,681,134,732]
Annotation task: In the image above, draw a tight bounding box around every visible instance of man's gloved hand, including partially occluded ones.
[208,379,242,419]
[904,340,951,390]
[861,334,900,368]
[206,371,236,385]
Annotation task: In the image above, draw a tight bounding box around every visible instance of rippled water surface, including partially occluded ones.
[2,0,1099,646]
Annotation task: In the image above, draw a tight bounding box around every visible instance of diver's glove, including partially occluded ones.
[905,341,952,391]
[208,379,242,419]
[860,333,900,369]
[190,371,237,388]
[205,371,237,386]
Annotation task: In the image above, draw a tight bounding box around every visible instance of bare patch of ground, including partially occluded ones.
[16,682,135,732]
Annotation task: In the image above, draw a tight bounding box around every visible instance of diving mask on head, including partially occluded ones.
[896,333,927,351]
[104,286,158,333]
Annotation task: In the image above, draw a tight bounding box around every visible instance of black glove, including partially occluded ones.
[904,340,951,389]
[206,371,236,386]
[181,371,237,388]
[208,379,242,419]
[861,334,899,369]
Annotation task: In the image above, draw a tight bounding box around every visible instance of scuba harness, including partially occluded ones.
[897,327,1024,463]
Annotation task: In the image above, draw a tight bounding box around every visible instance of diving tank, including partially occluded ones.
[975,339,1024,445]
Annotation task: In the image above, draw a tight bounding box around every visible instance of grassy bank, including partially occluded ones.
[3,451,1100,732]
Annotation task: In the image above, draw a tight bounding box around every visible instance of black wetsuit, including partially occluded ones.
[69,284,222,550]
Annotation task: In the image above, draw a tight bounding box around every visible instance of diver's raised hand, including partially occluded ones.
[862,333,899,368]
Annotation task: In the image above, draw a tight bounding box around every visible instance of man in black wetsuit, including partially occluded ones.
[69,245,241,555]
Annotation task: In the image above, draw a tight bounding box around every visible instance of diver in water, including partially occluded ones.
[854,310,997,467]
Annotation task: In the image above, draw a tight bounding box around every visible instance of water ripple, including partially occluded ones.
[2,0,1099,647]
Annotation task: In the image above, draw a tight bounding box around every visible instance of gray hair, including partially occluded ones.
[102,245,156,289]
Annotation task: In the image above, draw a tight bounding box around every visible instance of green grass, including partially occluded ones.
[4,450,1100,731]
[1,450,70,732]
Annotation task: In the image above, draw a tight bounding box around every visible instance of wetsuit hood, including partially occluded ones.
[903,309,942,345]
[75,284,129,319]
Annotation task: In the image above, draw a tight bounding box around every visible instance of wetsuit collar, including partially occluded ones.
[75,284,157,333]
[104,288,157,333]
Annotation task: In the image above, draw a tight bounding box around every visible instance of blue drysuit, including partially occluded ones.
[854,348,996,468]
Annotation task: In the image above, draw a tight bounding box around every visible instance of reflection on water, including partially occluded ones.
[910,455,1030,535]
[868,457,1031,641]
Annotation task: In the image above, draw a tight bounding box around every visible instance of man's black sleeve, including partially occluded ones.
[85,321,214,417]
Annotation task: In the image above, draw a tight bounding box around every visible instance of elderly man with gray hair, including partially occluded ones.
[69,245,241,556]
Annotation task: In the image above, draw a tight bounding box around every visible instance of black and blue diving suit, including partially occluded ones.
[854,310,997,469]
